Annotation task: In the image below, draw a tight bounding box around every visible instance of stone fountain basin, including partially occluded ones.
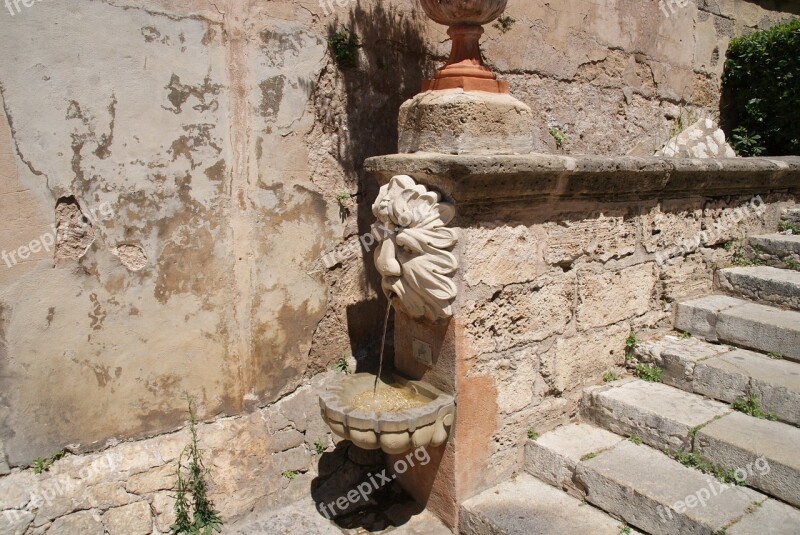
[319,373,455,454]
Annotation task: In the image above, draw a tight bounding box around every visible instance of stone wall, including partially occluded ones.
[0,0,798,531]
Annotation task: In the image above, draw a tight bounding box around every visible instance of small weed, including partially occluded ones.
[32,450,66,474]
[713,529,727,535]
[494,15,516,33]
[723,241,734,252]
[328,28,359,68]
[282,470,298,480]
[625,331,639,361]
[336,192,351,206]
[628,434,642,446]
[634,363,662,383]
[580,452,597,461]
[603,371,619,383]
[332,356,351,374]
[314,438,325,455]
[620,526,632,535]
[171,395,223,535]
[677,331,691,340]
[731,245,762,267]
[785,258,799,269]
[779,220,800,234]
[672,450,742,484]
[549,127,566,150]
[527,429,539,441]
[767,352,784,360]
[731,394,777,420]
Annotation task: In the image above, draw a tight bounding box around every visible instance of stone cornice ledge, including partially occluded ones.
[364,152,800,205]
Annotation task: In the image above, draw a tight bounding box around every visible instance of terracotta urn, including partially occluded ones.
[419,0,509,93]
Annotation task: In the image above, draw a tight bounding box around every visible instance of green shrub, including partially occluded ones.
[328,28,360,69]
[721,19,800,156]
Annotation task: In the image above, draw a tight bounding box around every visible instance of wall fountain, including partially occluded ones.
[323,0,800,530]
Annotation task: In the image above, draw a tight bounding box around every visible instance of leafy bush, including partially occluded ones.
[721,19,800,156]
[328,28,360,69]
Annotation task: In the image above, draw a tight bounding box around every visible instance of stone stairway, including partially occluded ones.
[460,221,800,534]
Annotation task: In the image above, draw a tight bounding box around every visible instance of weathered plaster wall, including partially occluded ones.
[0,0,798,531]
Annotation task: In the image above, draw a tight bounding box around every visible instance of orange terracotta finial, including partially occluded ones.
[419,0,509,93]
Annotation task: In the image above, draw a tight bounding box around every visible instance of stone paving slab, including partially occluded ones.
[227,498,345,535]
[460,473,634,535]
[727,498,800,535]
[586,380,731,452]
[576,440,766,535]
[694,349,800,426]
[695,411,800,508]
[718,266,800,310]
[524,422,623,497]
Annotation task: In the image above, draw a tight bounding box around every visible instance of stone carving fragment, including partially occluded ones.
[372,175,458,322]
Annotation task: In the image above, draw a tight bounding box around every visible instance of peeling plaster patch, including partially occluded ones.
[112,244,148,271]
[163,73,221,114]
[260,76,286,119]
[55,196,95,261]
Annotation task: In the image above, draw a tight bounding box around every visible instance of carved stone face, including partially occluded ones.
[371,175,459,322]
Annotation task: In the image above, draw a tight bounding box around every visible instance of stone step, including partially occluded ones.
[718,266,800,310]
[584,379,800,507]
[459,473,635,535]
[675,295,800,361]
[583,379,732,452]
[636,336,800,426]
[524,423,782,535]
[696,411,800,508]
[750,233,800,270]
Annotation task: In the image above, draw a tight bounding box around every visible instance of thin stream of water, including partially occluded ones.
[373,301,393,397]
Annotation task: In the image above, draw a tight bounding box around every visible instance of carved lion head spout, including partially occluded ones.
[371,175,459,322]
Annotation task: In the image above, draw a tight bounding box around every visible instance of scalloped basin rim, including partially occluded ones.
[319,373,455,435]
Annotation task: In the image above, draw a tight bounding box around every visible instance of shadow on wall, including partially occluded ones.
[316,1,435,368]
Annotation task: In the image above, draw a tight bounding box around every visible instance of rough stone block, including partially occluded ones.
[553,323,630,393]
[577,264,656,330]
[47,510,104,535]
[718,266,800,310]
[227,497,343,535]
[716,302,800,361]
[586,380,731,452]
[524,422,623,497]
[576,441,766,535]
[102,501,152,535]
[0,509,34,535]
[750,233,800,258]
[695,412,800,507]
[459,474,629,535]
[674,294,745,341]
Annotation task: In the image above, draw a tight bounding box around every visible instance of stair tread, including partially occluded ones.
[460,473,632,535]
[728,498,800,535]
[676,295,800,360]
[638,336,800,425]
[595,380,731,429]
[579,440,765,532]
[698,411,800,473]
[719,264,800,283]
[702,348,800,392]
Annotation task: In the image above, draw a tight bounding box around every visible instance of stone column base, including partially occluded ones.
[398,89,534,155]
